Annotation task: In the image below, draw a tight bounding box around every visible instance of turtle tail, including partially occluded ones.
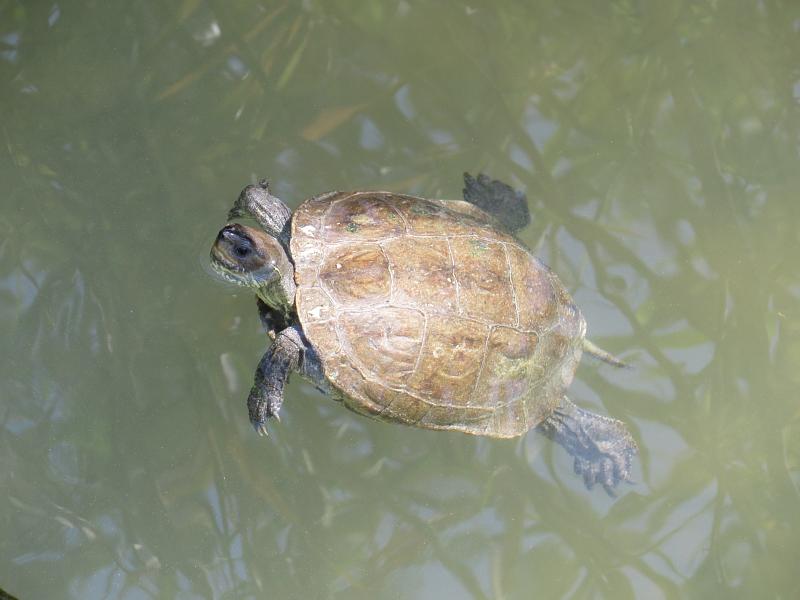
[582,339,629,368]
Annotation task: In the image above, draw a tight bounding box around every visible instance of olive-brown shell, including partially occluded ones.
[290,191,586,438]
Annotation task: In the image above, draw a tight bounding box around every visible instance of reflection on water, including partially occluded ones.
[2,1,800,598]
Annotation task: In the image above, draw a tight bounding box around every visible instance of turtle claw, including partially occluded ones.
[573,451,634,497]
[247,380,285,437]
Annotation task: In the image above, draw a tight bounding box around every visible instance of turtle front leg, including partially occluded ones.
[228,179,292,239]
[248,326,306,435]
[538,397,638,496]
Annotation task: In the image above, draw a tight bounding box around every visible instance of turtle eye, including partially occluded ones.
[234,245,250,258]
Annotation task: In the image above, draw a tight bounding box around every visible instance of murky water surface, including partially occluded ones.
[2,2,800,598]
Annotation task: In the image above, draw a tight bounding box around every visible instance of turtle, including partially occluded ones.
[210,174,637,493]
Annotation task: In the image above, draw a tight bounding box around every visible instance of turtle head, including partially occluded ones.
[211,223,295,312]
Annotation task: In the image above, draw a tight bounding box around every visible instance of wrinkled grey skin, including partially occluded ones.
[211,175,638,495]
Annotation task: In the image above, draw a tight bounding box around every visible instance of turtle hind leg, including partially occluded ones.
[462,172,531,233]
[537,397,637,496]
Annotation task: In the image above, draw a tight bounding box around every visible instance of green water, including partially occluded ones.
[2,1,799,598]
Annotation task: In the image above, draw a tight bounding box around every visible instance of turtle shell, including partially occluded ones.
[290,191,586,438]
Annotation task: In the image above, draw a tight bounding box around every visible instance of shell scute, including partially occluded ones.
[449,237,516,325]
[319,244,391,306]
[406,316,488,405]
[322,193,404,242]
[338,307,424,387]
[472,327,548,436]
[382,237,457,313]
[506,245,559,331]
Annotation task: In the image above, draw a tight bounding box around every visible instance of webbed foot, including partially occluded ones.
[538,396,637,496]
[462,172,531,233]
[571,438,636,496]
